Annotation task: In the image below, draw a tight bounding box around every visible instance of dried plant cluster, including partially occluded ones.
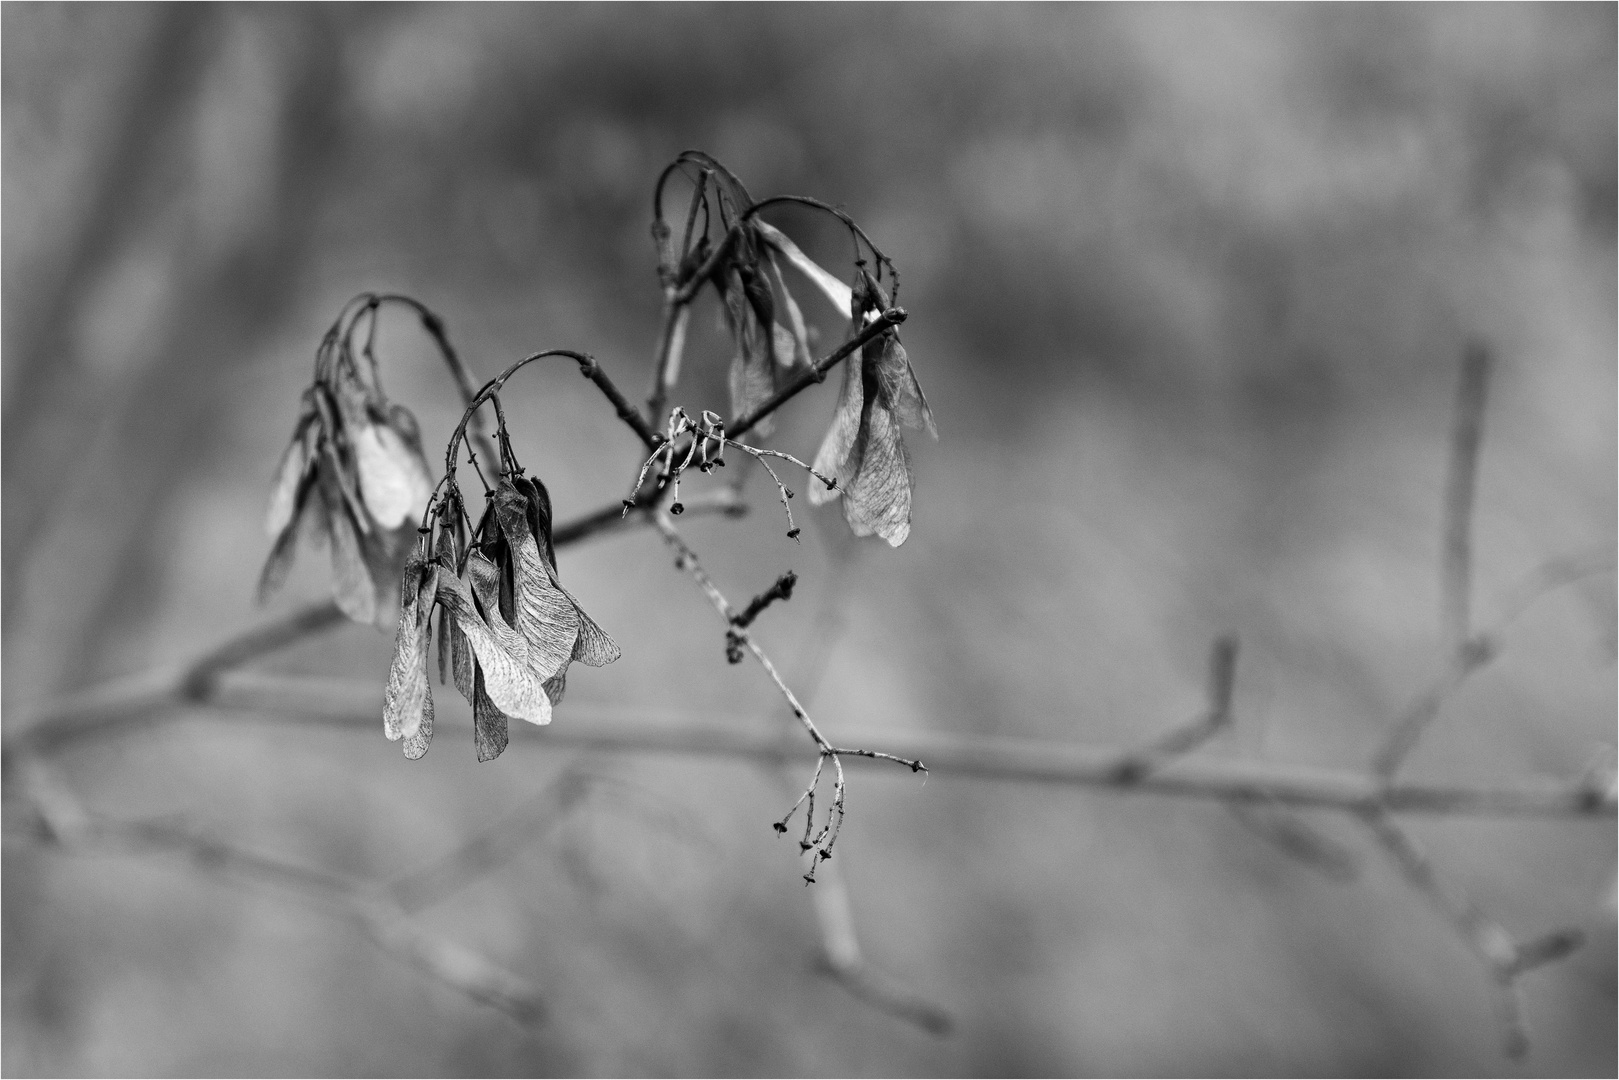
[11,152,1610,1055]
[257,153,932,870]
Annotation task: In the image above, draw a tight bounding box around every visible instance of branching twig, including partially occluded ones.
[806,847,953,1035]
[1111,635,1238,782]
[1374,343,1494,781]
[726,307,906,442]
[15,671,1615,819]
[650,512,925,877]
[1358,808,1580,1059]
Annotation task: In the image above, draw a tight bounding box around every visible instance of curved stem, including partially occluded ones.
[445,349,658,484]
[744,195,897,297]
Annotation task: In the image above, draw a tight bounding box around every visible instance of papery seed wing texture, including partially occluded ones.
[354,421,434,529]
[383,555,438,742]
[556,582,621,667]
[876,336,937,437]
[810,351,866,506]
[440,560,552,724]
[382,555,426,741]
[472,669,510,762]
[318,456,379,624]
[754,221,853,314]
[402,684,433,760]
[265,435,310,539]
[493,483,579,681]
[841,400,913,547]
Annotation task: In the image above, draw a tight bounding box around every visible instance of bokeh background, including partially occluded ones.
[4,4,1615,1076]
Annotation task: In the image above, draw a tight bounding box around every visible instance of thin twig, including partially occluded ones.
[388,770,594,914]
[725,307,906,442]
[806,847,953,1035]
[650,511,924,875]
[1371,343,1495,782]
[73,671,1612,820]
[1110,635,1239,782]
[5,486,747,760]
[1358,808,1580,1059]
[732,571,797,631]
[1442,341,1491,657]
[9,761,545,1025]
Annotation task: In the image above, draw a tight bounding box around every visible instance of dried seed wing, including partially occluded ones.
[383,555,436,741]
[739,257,774,325]
[517,475,557,573]
[768,253,814,369]
[402,682,433,760]
[729,339,776,435]
[439,563,552,724]
[543,669,566,706]
[556,583,621,667]
[809,351,866,506]
[265,435,310,538]
[406,563,439,737]
[359,525,408,629]
[319,460,379,624]
[771,323,799,371]
[257,507,303,604]
[842,403,912,547]
[472,669,510,762]
[494,484,578,680]
[355,421,433,529]
[451,610,476,704]
[663,304,691,393]
[754,220,853,315]
[436,604,451,687]
[877,336,937,437]
[320,431,373,538]
[467,548,542,669]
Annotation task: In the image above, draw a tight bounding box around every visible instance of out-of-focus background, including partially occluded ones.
[4,4,1614,1076]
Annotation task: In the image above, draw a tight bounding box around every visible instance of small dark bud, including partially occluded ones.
[803,873,816,885]
[799,841,813,853]
[773,821,788,835]
[825,477,838,490]
[712,458,724,468]
[670,502,684,515]
[911,761,923,772]
[785,488,794,500]
[819,849,832,861]
[787,528,801,540]
[622,499,635,510]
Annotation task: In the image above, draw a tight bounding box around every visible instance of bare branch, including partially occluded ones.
[388,771,593,914]
[1358,808,1580,1059]
[725,307,907,442]
[28,671,1611,820]
[1224,802,1362,882]
[1370,641,1496,781]
[1111,635,1238,782]
[1372,343,1495,781]
[1442,341,1491,656]
[806,847,954,1035]
[1486,546,1616,634]
[9,762,545,1026]
[6,487,748,759]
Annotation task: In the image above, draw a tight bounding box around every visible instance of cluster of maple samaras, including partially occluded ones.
[384,476,620,761]
[684,214,937,547]
[260,351,436,625]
